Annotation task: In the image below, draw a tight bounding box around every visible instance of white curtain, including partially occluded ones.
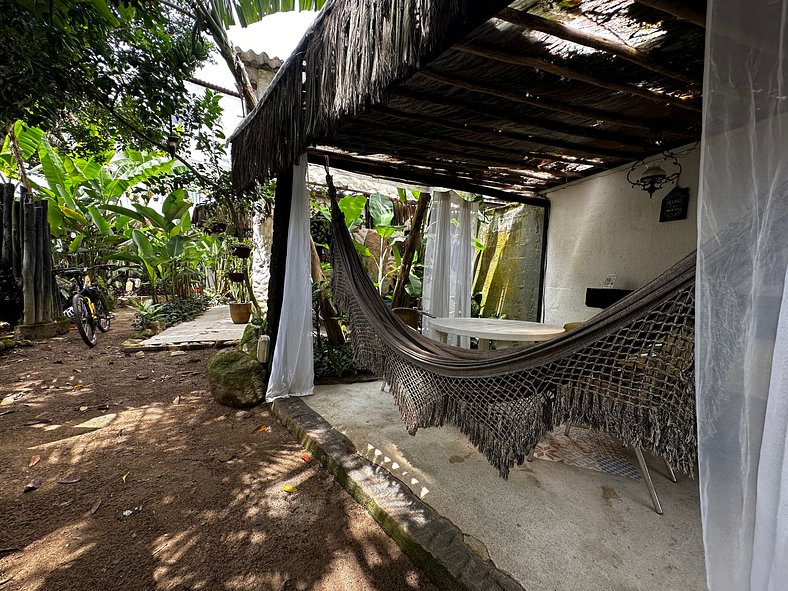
[266,154,314,402]
[422,191,478,347]
[697,1,788,588]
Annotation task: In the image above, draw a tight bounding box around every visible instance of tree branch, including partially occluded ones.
[98,100,218,190]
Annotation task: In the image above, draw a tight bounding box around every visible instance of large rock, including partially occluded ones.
[207,349,267,408]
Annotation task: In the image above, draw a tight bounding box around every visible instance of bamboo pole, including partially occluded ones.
[21,192,36,325]
[391,192,431,308]
[40,202,54,323]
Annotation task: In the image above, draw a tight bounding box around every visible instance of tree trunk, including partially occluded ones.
[391,191,431,308]
[11,193,21,280]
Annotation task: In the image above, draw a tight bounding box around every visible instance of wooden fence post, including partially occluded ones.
[21,190,36,325]
[1,184,12,267]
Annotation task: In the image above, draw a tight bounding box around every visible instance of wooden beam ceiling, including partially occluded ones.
[497,8,700,86]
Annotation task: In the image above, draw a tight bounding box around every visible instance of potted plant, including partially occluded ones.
[231,243,252,259]
[229,300,252,324]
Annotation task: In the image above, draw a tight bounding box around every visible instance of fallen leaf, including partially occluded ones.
[24,477,43,492]
[79,406,88,412]
[172,395,181,405]
[0,409,13,417]
[299,452,313,463]
[57,474,81,484]
[254,425,268,433]
[122,471,129,483]
[282,485,297,494]
[28,455,40,468]
[41,345,52,352]
[136,374,148,380]
[73,368,81,373]
[134,351,145,359]
[72,383,84,389]
[90,498,102,515]
[1,396,15,406]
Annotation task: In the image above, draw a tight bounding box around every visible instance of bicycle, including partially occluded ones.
[55,265,112,347]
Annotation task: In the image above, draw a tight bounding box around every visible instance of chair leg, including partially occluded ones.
[527,447,535,462]
[564,422,572,437]
[380,380,386,392]
[665,459,678,483]
[633,447,663,515]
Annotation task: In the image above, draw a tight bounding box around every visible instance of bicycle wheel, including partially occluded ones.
[72,294,97,347]
[95,293,111,333]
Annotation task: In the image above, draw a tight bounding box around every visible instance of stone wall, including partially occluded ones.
[472,203,545,321]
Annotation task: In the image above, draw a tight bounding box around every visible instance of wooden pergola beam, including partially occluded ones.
[453,43,701,113]
[376,106,637,160]
[309,150,548,205]
[391,90,652,148]
[343,118,603,172]
[635,0,706,27]
[331,131,560,185]
[497,8,699,86]
[420,69,675,132]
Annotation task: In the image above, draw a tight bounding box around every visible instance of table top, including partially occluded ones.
[428,317,565,342]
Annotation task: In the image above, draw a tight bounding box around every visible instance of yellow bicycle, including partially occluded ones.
[56,265,112,347]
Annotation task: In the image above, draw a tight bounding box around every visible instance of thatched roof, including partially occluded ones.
[230,0,705,202]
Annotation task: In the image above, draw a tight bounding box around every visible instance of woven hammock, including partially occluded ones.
[328,183,697,479]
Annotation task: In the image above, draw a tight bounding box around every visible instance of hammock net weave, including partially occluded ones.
[328,182,696,478]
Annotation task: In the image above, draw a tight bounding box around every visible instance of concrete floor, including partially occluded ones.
[307,381,707,591]
[140,306,247,347]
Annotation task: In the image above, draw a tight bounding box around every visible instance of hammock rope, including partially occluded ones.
[327,176,697,478]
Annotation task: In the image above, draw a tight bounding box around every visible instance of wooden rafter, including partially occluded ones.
[420,69,678,132]
[344,118,604,170]
[332,130,565,184]
[391,90,652,148]
[375,106,635,160]
[497,8,699,86]
[453,43,701,112]
[309,150,547,204]
[635,0,706,27]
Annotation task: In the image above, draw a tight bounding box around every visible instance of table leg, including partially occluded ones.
[479,338,491,350]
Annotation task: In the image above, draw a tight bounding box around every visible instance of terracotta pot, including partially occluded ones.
[229,302,252,324]
[232,244,252,259]
[227,272,245,283]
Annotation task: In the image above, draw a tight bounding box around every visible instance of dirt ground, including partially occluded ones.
[0,310,436,591]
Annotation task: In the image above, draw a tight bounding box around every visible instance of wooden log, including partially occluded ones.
[11,191,21,279]
[265,167,294,373]
[635,0,706,27]
[40,202,54,323]
[391,192,431,308]
[34,203,46,322]
[497,8,700,86]
[392,89,652,148]
[420,69,677,132]
[1,184,11,267]
[375,106,635,159]
[21,192,36,325]
[307,150,547,205]
[454,43,702,112]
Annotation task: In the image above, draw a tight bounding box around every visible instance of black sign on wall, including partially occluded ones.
[659,186,690,222]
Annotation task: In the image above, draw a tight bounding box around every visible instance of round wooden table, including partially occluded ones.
[428,317,565,349]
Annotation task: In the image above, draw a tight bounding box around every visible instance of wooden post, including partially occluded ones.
[11,191,21,279]
[1,184,12,267]
[21,191,36,325]
[34,202,46,322]
[39,203,54,323]
[265,167,294,372]
[391,192,431,308]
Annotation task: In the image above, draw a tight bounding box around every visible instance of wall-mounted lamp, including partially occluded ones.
[627,152,682,198]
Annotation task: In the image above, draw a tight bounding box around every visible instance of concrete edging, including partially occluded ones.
[270,397,525,591]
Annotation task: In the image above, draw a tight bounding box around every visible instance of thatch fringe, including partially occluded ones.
[230,0,511,190]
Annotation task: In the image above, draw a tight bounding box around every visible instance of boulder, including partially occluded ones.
[207,349,267,408]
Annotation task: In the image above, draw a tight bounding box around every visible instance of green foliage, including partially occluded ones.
[1,0,207,137]
[313,337,368,379]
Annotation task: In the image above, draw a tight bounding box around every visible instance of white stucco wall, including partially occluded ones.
[542,148,699,326]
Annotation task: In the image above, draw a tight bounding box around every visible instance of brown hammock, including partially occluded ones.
[328,180,696,478]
